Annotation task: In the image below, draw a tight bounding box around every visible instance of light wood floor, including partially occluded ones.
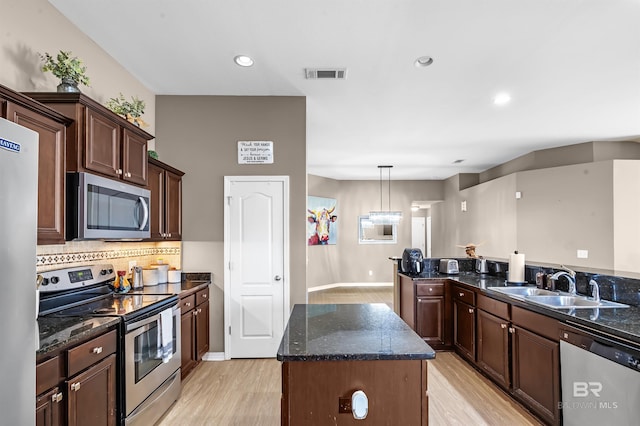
[158,286,542,425]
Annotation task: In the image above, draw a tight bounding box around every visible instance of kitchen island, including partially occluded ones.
[277,303,435,425]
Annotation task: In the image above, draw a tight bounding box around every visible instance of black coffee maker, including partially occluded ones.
[401,248,423,275]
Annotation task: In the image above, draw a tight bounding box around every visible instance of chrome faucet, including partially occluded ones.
[589,279,600,302]
[550,266,577,296]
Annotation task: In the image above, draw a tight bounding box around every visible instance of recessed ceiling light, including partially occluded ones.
[414,56,434,68]
[234,55,254,67]
[493,92,511,105]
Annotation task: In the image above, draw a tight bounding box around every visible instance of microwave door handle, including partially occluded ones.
[138,197,149,230]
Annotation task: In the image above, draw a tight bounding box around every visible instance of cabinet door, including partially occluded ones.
[85,108,121,178]
[416,296,445,347]
[165,170,182,240]
[477,310,510,389]
[6,102,66,244]
[454,300,475,362]
[511,326,560,425]
[181,310,197,379]
[66,353,116,426]
[147,162,166,240]
[122,128,148,186]
[36,387,63,426]
[195,300,210,361]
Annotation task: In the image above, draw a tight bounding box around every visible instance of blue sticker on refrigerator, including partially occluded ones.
[0,137,21,153]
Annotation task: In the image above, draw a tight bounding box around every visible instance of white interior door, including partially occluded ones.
[411,217,426,254]
[224,176,289,358]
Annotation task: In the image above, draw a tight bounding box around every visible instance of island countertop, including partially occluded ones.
[276,303,436,362]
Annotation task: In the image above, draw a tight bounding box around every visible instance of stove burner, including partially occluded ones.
[94,307,116,314]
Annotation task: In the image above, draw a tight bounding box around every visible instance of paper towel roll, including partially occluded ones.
[508,251,525,283]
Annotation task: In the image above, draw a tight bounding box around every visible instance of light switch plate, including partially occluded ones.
[577,250,588,259]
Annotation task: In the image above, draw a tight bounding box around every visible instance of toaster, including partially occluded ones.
[439,259,459,275]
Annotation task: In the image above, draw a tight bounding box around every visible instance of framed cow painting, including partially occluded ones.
[307,196,338,245]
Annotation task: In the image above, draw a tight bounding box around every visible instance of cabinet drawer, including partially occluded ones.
[36,356,63,395]
[416,283,444,297]
[477,294,509,320]
[181,294,196,311]
[511,306,560,341]
[196,287,209,305]
[67,329,117,377]
[453,285,475,305]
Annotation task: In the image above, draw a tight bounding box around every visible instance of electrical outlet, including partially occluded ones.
[577,250,588,259]
[128,260,137,271]
[368,270,373,276]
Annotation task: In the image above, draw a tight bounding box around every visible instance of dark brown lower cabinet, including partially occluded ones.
[180,286,210,379]
[476,309,510,390]
[36,387,63,426]
[416,296,445,346]
[67,354,117,426]
[281,359,428,425]
[453,299,475,361]
[511,325,560,425]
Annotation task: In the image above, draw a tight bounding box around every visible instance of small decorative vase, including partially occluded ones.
[57,77,80,93]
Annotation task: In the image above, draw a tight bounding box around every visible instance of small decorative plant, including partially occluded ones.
[40,50,90,91]
[105,93,147,127]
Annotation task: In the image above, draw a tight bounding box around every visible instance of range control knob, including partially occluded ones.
[100,269,107,276]
[50,276,60,284]
[42,278,50,286]
[108,269,113,274]
[629,357,640,369]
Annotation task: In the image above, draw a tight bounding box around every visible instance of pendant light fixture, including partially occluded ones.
[369,165,402,224]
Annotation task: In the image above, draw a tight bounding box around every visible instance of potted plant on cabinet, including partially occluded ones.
[40,50,90,93]
[105,93,148,127]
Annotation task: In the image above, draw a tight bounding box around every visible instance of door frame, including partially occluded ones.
[223,175,290,359]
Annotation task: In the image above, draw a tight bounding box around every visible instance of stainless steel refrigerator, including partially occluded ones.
[0,117,38,425]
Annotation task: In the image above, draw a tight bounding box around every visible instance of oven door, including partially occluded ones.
[124,304,181,416]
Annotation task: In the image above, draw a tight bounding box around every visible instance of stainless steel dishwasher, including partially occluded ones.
[560,323,640,426]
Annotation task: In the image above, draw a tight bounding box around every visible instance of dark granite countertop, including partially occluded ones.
[277,303,436,362]
[37,316,120,360]
[130,279,210,297]
[402,271,640,344]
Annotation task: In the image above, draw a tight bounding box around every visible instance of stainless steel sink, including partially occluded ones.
[487,286,559,299]
[524,295,629,309]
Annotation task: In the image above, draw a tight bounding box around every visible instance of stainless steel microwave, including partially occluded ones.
[67,172,150,240]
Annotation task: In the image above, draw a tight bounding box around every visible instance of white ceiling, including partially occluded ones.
[50,0,640,180]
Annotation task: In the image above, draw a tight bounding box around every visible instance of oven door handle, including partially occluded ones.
[126,305,179,332]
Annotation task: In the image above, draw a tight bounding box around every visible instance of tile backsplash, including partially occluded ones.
[36,240,182,274]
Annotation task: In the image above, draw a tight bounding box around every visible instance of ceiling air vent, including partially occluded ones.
[305,68,347,80]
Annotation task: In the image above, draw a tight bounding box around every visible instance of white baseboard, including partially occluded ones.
[202,351,225,361]
[308,282,393,293]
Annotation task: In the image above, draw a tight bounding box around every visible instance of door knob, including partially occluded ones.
[274,275,282,281]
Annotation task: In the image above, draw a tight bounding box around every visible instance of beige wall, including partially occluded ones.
[1,0,156,138]
[156,95,306,352]
[431,173,518,259]
[307,175,444,287]
[433,159,640,277]
[613,160,640,275]
[517,161,614,269]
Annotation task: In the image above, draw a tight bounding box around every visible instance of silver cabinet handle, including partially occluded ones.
[202,294,207,299]
[429,288,433,292]
[501,324,507,329]
[126,172,132,178]
[459,292,464,297]
[116,169,123,175]
[274,275,282,281]
[52,392,63,403]
[468,308,474,314]
[71,382,81,392]
[92,346,103,354]
[168,233,172,238]
[198,308,202,313]
[185,302,191,307]
[193,310,197,316]
[509,327,515,334]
